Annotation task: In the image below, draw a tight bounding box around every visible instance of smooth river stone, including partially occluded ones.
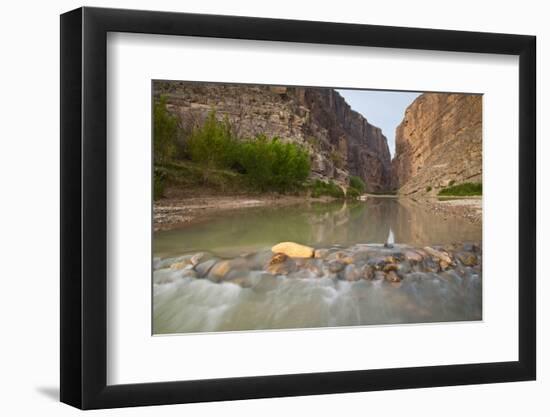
[342,264,362,281]
[271,242,314,258]
[194,259,218,277]
[423,246,453,264]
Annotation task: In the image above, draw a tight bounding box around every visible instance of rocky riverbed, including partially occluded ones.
[153,240,482,333]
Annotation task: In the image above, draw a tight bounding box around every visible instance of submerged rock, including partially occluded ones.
[243,250,274,270]
[385,270,401,283]
[362,265,375,280]
[207,259,248,282]
[343,264,362,281]
[373,271,386,281]
[156,241,482,293]
[268,253,288,265]
[313,248,330,259]
[456,252,478,266]
[303,259,324,277]
[194,259,218,277]
[266,257,297,275]
[328,260,346,273]
[463,242,481,253]
[191,252,212,266]
[326,250,349,262]
[404,250,423,263]
[367,257,386,270]
[423,246,453,264]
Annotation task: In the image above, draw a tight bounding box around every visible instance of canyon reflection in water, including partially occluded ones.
[154,198,481,258]
[153,198,482,334]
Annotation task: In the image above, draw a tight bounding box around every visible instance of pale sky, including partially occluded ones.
[337,89,421,157]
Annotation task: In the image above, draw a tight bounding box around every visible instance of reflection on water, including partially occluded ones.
[154,198,481,258]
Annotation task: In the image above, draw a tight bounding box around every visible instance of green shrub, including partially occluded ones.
[310,180,345,198]
[153,167,167,200]
[349,176,366,194]
[368,190,397,196]
[448,180,456,186]
[238,135,310,192]
[346,187,361,199]
[184,112,310,192]
[186,111,236,169]
[426,186,432,192]
[438,182,482,196]
[154,97,178,164]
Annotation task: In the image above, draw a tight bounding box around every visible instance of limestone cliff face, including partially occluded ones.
[153,82,392,191]
[391,93,482,195]
[298,88,392,191]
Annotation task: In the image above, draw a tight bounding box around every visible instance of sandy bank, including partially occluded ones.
[154,194,335,231]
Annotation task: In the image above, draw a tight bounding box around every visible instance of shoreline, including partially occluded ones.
[154,193,337,231]
[422,197,482,224]
[154,192,482,232]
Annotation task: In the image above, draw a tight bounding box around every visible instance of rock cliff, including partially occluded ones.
[391,93,482,195]
[153,81,392,192]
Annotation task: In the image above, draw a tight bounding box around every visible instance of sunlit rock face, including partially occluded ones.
[153,82,393,192]
[391,93,482,196]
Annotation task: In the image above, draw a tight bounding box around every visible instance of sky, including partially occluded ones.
[336,89,421,157]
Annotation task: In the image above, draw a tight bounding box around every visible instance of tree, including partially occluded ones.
[185,111,235,169]
[349,175,366,194]
[154,96,178,164]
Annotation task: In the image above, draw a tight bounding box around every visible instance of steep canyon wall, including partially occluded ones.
[391,93,482,195]
[153,82,392,192]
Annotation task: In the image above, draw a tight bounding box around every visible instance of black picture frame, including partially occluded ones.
[60,6,536,410]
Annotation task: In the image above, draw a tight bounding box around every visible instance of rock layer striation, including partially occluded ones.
[391,93,482,195]
[154,82,392,191]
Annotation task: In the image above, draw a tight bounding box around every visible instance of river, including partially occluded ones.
[153,198,482,334]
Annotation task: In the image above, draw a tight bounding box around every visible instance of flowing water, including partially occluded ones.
[153,198,482,334]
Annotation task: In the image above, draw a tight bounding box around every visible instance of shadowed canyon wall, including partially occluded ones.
[153,82,392,192]
[391,93,482,195]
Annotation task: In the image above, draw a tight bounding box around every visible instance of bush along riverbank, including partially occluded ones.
[437,181,482,197]
[153,98,367,201]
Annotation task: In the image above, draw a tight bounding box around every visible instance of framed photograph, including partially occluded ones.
[60,6,536,409]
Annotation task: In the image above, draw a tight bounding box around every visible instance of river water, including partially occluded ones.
[153,198,482,334]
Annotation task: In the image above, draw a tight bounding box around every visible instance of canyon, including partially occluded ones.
[391,93,482,195]
[152,83,484,334]
[154,82,392,192]
[154,82,482,196]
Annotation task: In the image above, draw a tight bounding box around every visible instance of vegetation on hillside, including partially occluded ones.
[349,176,366,193]
[184,111,311,192]
[438,182,482,196]
[367,190,398,196]
[153,99,383,201]
[153,102,312,199]
[153,97,179,164]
